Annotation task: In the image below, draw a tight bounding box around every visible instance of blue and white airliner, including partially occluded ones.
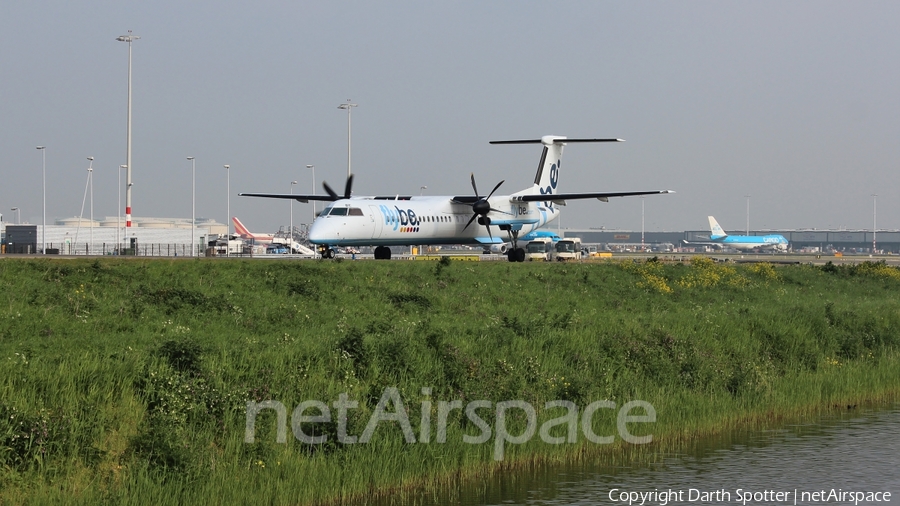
[241,136,674,261]
[684,216,789,252]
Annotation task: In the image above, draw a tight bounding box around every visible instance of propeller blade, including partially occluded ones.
[470,173,479,197]
[489,207,513,215]
[344,174,354,199]
[486,180,505,200]
[462,213,478,231]
[323,181,339,200]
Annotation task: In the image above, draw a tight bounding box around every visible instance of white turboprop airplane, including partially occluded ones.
[241,135,674,261]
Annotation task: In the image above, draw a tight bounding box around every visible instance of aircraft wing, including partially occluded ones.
[239,193,338,203]
[239,193,414,203]
[513,189,674,205]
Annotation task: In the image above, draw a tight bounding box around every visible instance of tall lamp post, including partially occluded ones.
[10,208,20,225]
[306,164,315,225]
[224,164,230,257]
[337,100,357,179]
[641,197,645,252]
[116,31,139,230]
[86,157,94,254]
[872,193,877,254]
[290,180,298,252]
[36,146,46,253]
[744,195,751,235]
[118,164,126,252]
[187,157,195,257]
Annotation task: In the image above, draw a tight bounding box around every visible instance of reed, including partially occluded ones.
[0,257,898,505]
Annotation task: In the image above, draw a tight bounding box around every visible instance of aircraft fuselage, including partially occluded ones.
[308,196,558,247]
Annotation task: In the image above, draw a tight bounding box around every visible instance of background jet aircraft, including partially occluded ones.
[232,217,275,243]
[684,216,789,251]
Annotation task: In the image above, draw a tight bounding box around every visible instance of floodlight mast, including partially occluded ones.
[116,30,140,229]
[337,100,357,179]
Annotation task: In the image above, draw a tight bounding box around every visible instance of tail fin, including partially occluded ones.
[532,136,566,197]
[232,217,251,237]
[708,216,727,239]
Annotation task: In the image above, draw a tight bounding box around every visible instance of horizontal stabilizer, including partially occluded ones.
[490,138,624,145]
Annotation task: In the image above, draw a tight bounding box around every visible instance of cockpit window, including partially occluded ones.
[330,207,348,216]
[348,207,363,216]
[320,206,333,216]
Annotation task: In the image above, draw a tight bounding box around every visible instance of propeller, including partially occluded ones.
[462,173,509,240]
[323,174,354,200]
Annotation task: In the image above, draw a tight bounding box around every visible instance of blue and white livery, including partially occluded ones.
[685,216,789,252]
[241,135,673,261]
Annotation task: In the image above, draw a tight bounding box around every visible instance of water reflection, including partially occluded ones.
[384,403,899,506]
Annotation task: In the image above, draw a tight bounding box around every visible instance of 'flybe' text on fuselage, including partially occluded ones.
[379,205,420,232]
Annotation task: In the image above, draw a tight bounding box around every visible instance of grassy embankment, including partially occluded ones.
[1,257,898,505]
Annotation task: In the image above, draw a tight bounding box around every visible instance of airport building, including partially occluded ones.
[1,217,226,255]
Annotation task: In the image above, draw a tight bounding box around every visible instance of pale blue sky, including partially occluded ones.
[2,1,898,233]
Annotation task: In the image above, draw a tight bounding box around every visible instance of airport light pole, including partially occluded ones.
[117,31,139,230]
[87,157,94,254]
[290,181,298,251]
[872,193,877,254]
[118,165,126,252]
[641,197,645,252]
[744,195,751,235]
[224,165,230,257]
[10,208,20,225]
[337,100,357,179]
[36,146,46,253]
[306,165,315,225]
[187,157,195,257]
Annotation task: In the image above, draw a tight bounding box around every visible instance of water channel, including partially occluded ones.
[389,403,899,506]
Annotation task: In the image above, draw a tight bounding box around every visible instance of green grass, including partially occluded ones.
[0,257,898,504]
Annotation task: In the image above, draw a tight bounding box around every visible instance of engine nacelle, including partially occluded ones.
[487,243,509,254]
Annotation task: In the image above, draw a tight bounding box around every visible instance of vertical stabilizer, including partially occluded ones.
[533,136,567,197]
[708,216,727,239]
[233,217,251,237]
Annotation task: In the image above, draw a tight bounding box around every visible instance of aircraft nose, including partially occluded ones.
[308,219,330,244]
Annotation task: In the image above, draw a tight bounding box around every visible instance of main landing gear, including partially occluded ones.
[501,226,526,263]
[321,247,336,259]
[374,246,392,260]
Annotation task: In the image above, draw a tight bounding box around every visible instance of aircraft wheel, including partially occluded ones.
[374,246,391,260]
[515,248,526,262]
[325,248,336,259]
[507,250,517,262]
